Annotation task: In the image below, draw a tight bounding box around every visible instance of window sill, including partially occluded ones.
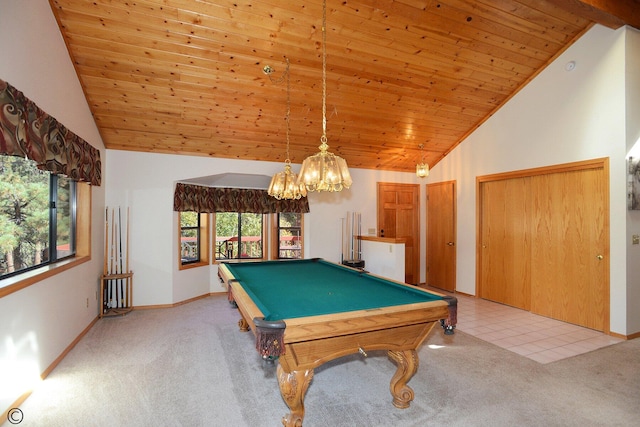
[179,261,209,271]
[214,258,266,265]
[0,256,91,299]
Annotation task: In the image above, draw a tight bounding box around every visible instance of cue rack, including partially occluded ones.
[100,206,133,318]
[342,211,364,269]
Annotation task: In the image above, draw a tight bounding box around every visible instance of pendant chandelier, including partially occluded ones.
[267,58,307,200]
[296,0,352,193]
[416,144,429,178]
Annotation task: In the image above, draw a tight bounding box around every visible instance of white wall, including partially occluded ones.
[428,24,635,335]
[361,240,405,282]
[625,27,640,333]
[0,0,106,413]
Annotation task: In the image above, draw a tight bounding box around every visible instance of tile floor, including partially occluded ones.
[437,290,623,364]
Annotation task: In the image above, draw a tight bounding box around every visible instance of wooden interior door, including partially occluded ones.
[377,183,420,285]
[530,168,608,331]
[479,177,532,310]
[426,181,456,291]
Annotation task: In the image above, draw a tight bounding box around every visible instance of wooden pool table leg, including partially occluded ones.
[277,364,314,427]
[388,349,419,409]
[237,317,249,332]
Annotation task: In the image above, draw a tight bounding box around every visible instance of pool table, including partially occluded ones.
[218,258,456,427]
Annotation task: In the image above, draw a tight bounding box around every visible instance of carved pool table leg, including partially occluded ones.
[277,364,314,427]
[237,317,249,332]
[387,349,419,409]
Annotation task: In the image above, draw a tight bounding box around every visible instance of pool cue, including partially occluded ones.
[340,217,344,263]
[114,208,119,308]
[118,207,124,308]
[110,208,116,308]
[104,207,109,312]
[126,207,130,308]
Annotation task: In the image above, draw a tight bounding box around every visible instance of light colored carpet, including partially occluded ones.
[14,295,640,427]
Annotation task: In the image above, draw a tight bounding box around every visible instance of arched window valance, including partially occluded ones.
[0,79,101,186]
[173,183,309,214]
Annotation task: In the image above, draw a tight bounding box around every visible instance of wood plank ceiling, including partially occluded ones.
[49,0,640,173]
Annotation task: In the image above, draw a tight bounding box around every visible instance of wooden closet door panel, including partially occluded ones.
[530,168,607,330]
[479,178,531,310]
[530,173,556,319]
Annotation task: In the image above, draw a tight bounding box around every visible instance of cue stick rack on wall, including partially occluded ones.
[100,206,133,318]
[342,211,364,269]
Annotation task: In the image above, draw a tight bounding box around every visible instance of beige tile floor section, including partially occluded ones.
[446,292,622,364]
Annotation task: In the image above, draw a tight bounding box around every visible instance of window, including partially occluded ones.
[0,156,77,279]
[215,212,263,260]
[273,213,303,259]
[179,211,209,269]
[180,211,200,264]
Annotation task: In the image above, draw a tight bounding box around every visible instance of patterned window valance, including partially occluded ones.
[0,79,101,186]
[173,183,309,214]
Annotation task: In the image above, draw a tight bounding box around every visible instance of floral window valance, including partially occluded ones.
[0,79,101,186]
[173,183,309,214]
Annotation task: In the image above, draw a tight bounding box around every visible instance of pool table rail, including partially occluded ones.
[282,301,450,342]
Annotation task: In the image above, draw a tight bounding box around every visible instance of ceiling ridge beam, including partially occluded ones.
[539,0,640,30]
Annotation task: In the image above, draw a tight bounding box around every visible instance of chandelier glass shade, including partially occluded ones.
[416,163,429,178]
[416,144,429,178]
[296,0,352,193]
[297,137,352,192]
[267,58,307,200]
[268,160,307,200]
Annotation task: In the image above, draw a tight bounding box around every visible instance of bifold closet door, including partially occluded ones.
[479,177,531,311]
[530,168,607,331]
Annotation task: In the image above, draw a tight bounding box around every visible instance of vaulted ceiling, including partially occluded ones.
[49,0,640,173]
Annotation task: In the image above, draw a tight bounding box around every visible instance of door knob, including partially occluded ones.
[596,255,603,260]
[447,242,454,246]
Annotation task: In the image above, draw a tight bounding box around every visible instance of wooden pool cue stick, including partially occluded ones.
[110,208,116,308]
[126,206,130,308]
[116,209,122,308]
[104,207,109,312]
[118,207,124,308]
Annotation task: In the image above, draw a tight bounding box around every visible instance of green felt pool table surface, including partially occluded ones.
[221,258,445,321]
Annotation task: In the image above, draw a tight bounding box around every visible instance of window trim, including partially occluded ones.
[178,212,210,270]
[0,181,92,299]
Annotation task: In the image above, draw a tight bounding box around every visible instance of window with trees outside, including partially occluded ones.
[274,212,303,259]
[0,156,76,279]
[215,212,263,260]
[179,211,209,269]
[180,211,200,264]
